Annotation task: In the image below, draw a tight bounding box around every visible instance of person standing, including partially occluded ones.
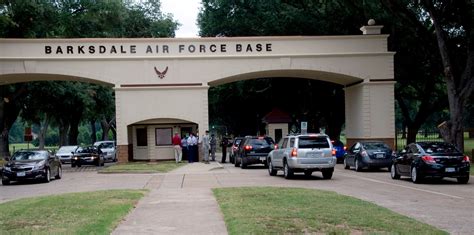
[201,131,211,164]
[210,133,217,161]
[221,136,229,163]
[172,132,182,163]
[181,135,188,161]
[187,133,197,163]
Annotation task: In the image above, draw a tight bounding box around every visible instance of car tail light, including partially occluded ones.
[274,144,278,150]
[244,145,253,151]
[343,146,347,151]
[332,149,336,156]
[361,150,368,157]
[463,156,470,163]
[422,155,436,164]
[291,148,298,157]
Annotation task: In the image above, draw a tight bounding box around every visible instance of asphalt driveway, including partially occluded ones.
[1,162,472,234]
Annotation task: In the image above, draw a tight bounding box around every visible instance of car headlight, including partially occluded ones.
[3,166,11,172]
[33,160,46,170]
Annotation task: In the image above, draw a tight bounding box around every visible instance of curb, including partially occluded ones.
[209,162,224,171]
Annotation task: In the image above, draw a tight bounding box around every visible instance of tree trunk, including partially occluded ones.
[90,120,97,144]
[38,114,50,150]
[439,91,465,151]
[68,117,80,145]
[101,118,110,141]
[0,85,27,158]
[406,125,420,147]
[58,121,69,146]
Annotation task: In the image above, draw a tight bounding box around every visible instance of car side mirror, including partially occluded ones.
[4,157,9,162]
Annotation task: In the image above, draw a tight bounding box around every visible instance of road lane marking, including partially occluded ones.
[336,171,465,200]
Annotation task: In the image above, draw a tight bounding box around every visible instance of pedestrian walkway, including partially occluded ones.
[112,159,228,235]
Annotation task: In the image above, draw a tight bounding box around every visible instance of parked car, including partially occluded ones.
[344,141,394,171]
[2,150,62,185]
[234,136,275,168]
[229,137,244,164]
[93,141,117,162]
[55,145,80,164]
[391,142,470,184]
[71,146,105,167]
[332,140,346,163]
[267,133,336,179]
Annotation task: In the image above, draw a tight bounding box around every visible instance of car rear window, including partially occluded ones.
[298,136,330,148]
[234,139,242,146]
[420,142,460,154]
[248,138,274,147]
[362,142,390,150]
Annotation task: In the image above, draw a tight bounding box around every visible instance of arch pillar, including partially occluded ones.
[345,81,395,149]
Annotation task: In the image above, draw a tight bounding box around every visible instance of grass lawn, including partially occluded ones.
[99,161,186,173]
[214,187,447,235]
[9,143,58,154]
[0,190,146,234]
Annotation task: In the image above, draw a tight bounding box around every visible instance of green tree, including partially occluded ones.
[0,0,179,156]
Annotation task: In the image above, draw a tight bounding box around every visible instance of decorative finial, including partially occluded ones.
[368,19,376,26]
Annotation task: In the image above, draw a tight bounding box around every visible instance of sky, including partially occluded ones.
[160,0,201,38]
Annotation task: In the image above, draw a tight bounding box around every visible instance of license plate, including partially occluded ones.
[376,153,385,158]
[250,151,255,154]
[260,157,266,161]
[445,167,456,173]
[17,172,26,177]
[307,153,321,158]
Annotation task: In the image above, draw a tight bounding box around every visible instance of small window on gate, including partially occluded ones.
[137,128,148,146]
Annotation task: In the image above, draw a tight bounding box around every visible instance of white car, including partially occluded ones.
[55,145,80,164]
[93,141,117,162]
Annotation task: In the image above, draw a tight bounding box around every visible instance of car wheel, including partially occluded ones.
[71,163,76,167]
[343,158,350,170]
[2,179,10,185]
[101,160,105,166]
[234,156,240,167]
[77,164,81,168]
[240,158,247,169]
[390,164,400,179]
[268,160,277,176]
[283,160,293,179]
[55,166,62,179]
[355,159,362,172]
[304,170,312,177]
[411,166,423,184]
[457,175,469,184]
[44,168,51,183]
[322,168,334,179]
[95,159,100,166]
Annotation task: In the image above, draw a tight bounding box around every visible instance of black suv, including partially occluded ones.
[234,136,275,169]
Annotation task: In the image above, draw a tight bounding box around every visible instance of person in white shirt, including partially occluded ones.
[187,133,198,163]
[201,131,211,164]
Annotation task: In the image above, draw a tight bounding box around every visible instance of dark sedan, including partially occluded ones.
[71,146,104,167]
[234,136,275,169]
[391,142,470,184]
[344,141,394,171]
[2,150,62,185]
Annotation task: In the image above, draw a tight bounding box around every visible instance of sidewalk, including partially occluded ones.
[112,158,228,235]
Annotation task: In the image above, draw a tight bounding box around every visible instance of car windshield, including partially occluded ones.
[99,142,114,148]
[12,151,47,161]
[249,138,273,147]
[77,147,95,153]
[362,142,390,150]
[298,136,330,148]
[57,146,77,153]
[420,143,460,154]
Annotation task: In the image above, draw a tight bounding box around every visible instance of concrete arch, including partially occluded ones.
[0,25,395,162]
[0,73,114,86]
[208,69,363,87]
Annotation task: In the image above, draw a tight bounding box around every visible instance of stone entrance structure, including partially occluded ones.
[0,24,395,162]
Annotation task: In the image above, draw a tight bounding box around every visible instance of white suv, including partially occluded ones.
[267,134,336,179]
[93,141,117,162]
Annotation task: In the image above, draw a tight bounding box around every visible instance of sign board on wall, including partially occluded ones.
[301,122,308,134]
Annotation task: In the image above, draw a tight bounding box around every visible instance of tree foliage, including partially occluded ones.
[0,0,178,156]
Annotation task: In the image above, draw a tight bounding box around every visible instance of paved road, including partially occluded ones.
[1,162,472,234]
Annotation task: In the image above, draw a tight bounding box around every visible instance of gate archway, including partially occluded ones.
[0,24,395,161]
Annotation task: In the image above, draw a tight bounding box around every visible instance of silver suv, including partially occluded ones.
[267,133,336,179]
